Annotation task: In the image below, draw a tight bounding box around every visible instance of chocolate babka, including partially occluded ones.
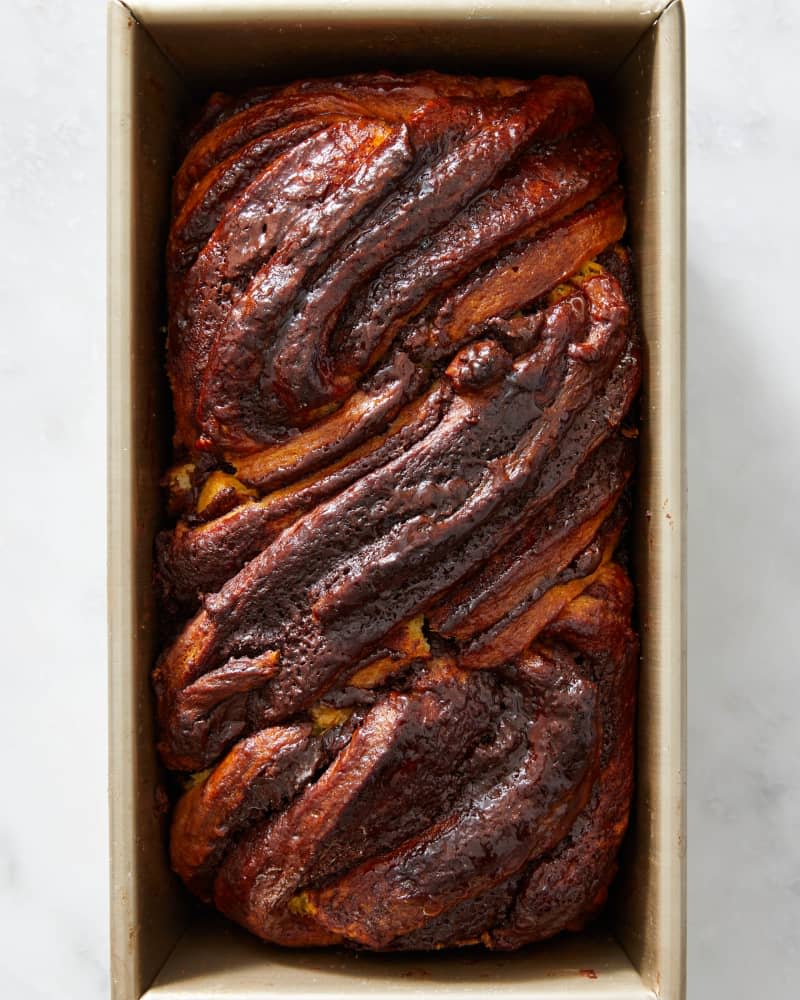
[154,71,640,951]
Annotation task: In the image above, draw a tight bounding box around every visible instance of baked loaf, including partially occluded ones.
[154,71,641,951]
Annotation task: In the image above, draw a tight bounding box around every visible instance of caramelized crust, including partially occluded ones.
[156,71,641,952]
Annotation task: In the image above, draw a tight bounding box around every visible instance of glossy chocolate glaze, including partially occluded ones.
[157,71,640,952]
[305,653,599,948]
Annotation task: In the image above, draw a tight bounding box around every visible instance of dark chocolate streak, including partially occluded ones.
[306,653,599,948]
[331,122,619,375]
[156,274,633,771]
[156,379,449,616]
[159,73,640,953]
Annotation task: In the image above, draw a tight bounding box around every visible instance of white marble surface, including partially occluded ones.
[0,0,798,997]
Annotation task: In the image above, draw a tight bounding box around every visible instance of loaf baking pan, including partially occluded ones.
[107,2,686,997]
